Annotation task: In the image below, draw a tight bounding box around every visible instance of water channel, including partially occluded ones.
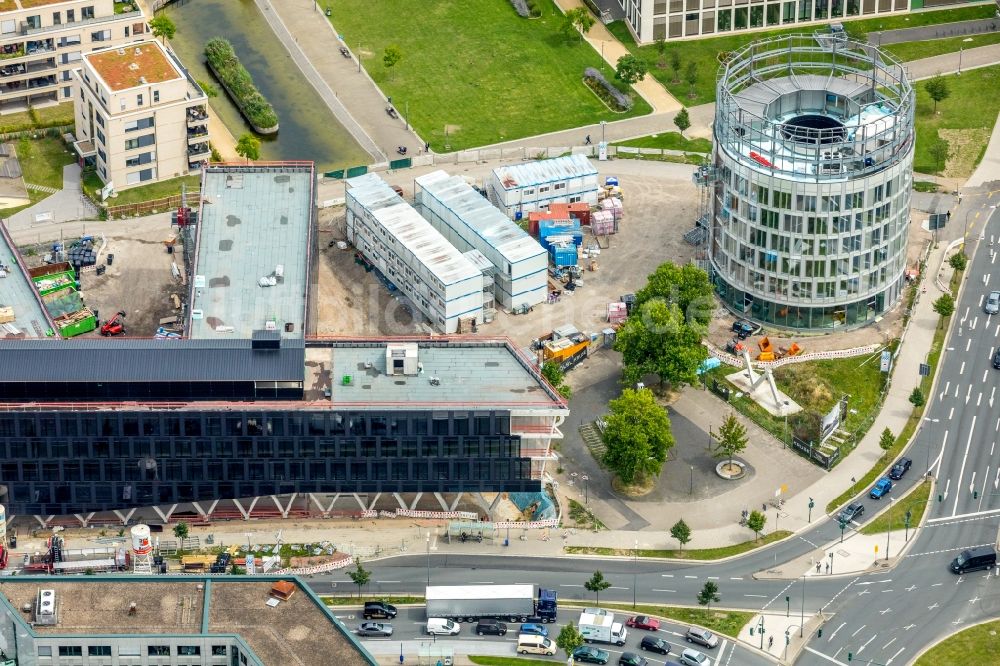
[162,0,367,171]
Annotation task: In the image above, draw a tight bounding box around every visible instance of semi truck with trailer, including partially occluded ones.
[425,584,558,623]
[579,611,628,646]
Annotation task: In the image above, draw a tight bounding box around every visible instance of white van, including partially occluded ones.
[426,618,461,636]
[517,635,556,656]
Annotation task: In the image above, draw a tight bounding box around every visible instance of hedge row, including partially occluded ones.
[584,67,633,111]
[204,37,278,132]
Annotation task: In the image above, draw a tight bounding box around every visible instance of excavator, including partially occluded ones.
[100,311,126,336]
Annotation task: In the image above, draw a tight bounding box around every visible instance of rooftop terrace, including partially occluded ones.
[85,41,182,92]
[0,221,56,338]
[189,164,314,340]
[0,577,373,666]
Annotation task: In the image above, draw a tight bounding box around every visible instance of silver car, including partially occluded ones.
[685,627,719,648]
[678,648,712,666]
[986,291,1000,315]
[356,621,393,637]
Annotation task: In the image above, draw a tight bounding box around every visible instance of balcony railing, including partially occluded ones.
[188,143,210,157]
[21,10,143,36]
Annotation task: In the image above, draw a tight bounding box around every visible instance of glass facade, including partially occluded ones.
[0,409,534,516]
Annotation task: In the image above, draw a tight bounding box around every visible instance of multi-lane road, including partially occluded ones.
[321,190,1000,665]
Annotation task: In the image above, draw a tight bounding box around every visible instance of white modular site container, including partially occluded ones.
[345,173,484,333]
[487,154,599,219]
[415,170,547,311]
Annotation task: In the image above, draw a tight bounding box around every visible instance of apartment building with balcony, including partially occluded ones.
[0,0,146,114]
[72,39,209,190]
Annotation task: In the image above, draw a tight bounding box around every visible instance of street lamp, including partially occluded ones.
[357,43,362,73]
[808,497,814,523]
[689,466,694,495]
[799,574,805,637]
[425,531,431,586]
[886,497,894,561]
[582,475,590,504]
[632,539,638,608]
[600,120,606,144]
[905,509,912,542]
[828,551,834,575]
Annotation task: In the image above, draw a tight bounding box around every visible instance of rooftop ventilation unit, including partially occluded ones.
[134,47,142,55]
[386,342,419,376]
[117,48,126,55]
[38,589,55,615]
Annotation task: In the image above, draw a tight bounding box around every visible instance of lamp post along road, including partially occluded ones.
[886,497,894,561]
[632,539,638,608]
[425,531,430,586]
[808,497,814,523]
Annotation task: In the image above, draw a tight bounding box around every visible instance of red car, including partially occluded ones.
[626,615,660,631]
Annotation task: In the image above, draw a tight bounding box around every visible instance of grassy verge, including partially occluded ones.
[607,5,997,106]
[859,478,932,535]
[565,530,792,560]
[567,498,606,531]
[326,0,651,152]
[915,619,1000,665]
[884,31,1000,63]
[0,136,76,218]
[470,659,554,666]
[913,180,944,193]
[914,65,1000,176]
[614,132,712,153]
[321,595,424,606]
[0,102,73,134]
[84,173,202,206]
[616,151,704,165]
[826,270,955,513]
[594,602,753,638]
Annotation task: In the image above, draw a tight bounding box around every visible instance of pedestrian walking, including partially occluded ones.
[815,561,821,573]
[584,134,592,145]
[768,636,774,649]
[826,562,830,574]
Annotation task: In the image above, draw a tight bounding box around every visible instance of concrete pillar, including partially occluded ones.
[432,492,450,512]
[366,492,382,510]
[112,508,137,526]
[392,493,408,510]
[447,493,464,512]
[409,492,424,510]
[151,504,178,524]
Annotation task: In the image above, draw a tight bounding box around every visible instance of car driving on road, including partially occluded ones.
[519,622,548,637]
[889,457,912,480]
[626,615,661,631]
[685,627,719,648]
[356,622,393,637]
[837,502,865,523]
[869,477,893,499]
[678,648,712,666]
[619,653,649,666]
[985,291,1000,314]
[572,646,610,664]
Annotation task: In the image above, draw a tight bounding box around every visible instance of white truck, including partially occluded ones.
[578,611,627,646]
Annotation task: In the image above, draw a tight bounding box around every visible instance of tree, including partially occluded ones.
[924,75,950,114]
[746,510,766,541]
[173,520,189,541]
[674,107,691,135]
[696,580,720,615]
[909,386,925,407]
[669,50,682,83]
[933,293,955,321]
[635,262,713,325]
[655,38,667,68]
[235,133,260,164]
[149,14,176,44]
[949,252,968,271]
[685,61,698,98]
[601,388,675,485]
[541,361,572,399]
[929,139,949,172]
[615,300,708,388]
[879,427,895,457]
[196,79,218,98]
[615,54,648,86]
[383,44,402,79]
[565,7,595,41]
[584,571,612,607]
[715,413,749,470]
[556,622,585,657]
[347,558,371,598]
[670,519,692,552]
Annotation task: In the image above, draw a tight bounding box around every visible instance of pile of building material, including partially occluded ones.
[28,262,96,337]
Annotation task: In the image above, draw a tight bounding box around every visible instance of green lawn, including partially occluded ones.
[565,530,792,560]
[915,619,1000,665]
[470,658,554,666]
[325,0,651,151]
[607,4,997,106]
[85,174,202,206]
[321,595,424,606]
[0,102,74,134]
[614,132,712,153]
[860,478,931,535]
[913,180,943,193]
[913,65,1000,176]
[884,31,1000,62]
[0,136,76,217]
[594,602,753,638]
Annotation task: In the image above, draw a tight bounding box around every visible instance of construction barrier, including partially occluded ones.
[706,341,880,370]
[273,555,353,576]
[493,518,559,530]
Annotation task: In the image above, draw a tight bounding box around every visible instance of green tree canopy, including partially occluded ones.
[584,570,612,607]
[697,580,720,614]
[674,108,691,134]
[909,386,925,407]
[924,75,950,113]
[746,510,766,541]
[614,300,708,388]
[601,388,675,485]
[949,252,968,271]
[347,558,371,598]
[615,54,648,86]
[235,133,260,163]
[879,427,895,457]
[933,293,955,320]
[383,44,403,78]
[565,7,595,40]
[715,413,749,469]
[556,622,585,656]
[635,262,713,323]
[670,519,692,552]
[541,361,572,399]
[150,15,176,43]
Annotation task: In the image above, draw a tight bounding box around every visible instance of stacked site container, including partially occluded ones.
[487,154,599,220]
[345,173,484,333]
[414,170,548,311]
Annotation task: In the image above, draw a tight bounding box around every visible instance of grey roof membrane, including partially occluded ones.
[0,221,54,338]
[329,341,563,408]
[0,337,305,383]
[189,167,312,339]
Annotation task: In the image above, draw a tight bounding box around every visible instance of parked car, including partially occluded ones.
[732,319,759,339]
[519,623,548,637]
[837,502,865,524]
[626,615,661,631]
[476,619,507,636]
[985,291,1000,314]
[619,653,649,666]
[678,648,712,666]
[572,646,611,664]
[363,601,397,619]
[685,627,719,648]
[889,457,912,480]
[993,346,1000,370]
[640,635,671,655]
[356,622,393,637]
[870,477,893,499]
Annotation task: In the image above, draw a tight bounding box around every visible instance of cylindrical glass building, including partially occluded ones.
[709,34,914,330]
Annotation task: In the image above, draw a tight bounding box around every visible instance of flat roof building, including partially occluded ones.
[346,173,484,333]
[488,154,599,219]
[73,40,210,190]
[0,576,376,666]
[415,170,548,312]
[0,220,58,338]
[0,0,146,115]
[188,164,315,339]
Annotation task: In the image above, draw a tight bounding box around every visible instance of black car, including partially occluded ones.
[363,601,397,619]
[476,619,507,636]
[889,457,912,480]
[619,653,649,666]
[572,646,610,664]
[640,635,671,655]
[993,346,1000,369]
[732,319,759,339]
[837,502,864,524]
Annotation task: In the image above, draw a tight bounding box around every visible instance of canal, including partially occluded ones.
[162,0,368,171]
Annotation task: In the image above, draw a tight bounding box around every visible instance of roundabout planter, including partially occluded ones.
[715,459,747,480]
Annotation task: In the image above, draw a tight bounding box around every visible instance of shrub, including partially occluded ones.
[204,38,278,131]
[583,67,633,111]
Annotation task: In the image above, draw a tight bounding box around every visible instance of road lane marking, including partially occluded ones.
[944,381,950,396]
[851,625,866,637]
[828,622,846,641]
[886,647,906,665]
[979,392,984,407]
[608,586,629,590]
[560,584,584,587]
[949,407,955,420]
[967,339,972,352]
[952,414,978,516]
[468,581,494,584]
[375,580,400,584]
[661,574,673,578]
[729,577,743,580]
[857,633,878,654]
[653,589,676,593]
[974,315,980,329]
[707,576,719,580]
[967,385,972,403]
[986,369,991,383]
[980,466,990,510]
[929,430,949,477]
[684,575,697,579]
[960,361,966,375]
[955,384,960,398]
[743,594,767,598]
[883,637,897,649]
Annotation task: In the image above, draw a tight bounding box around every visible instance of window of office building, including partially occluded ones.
[58,646,83,656]
[82,5,94,18]
[88,646,112,656]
